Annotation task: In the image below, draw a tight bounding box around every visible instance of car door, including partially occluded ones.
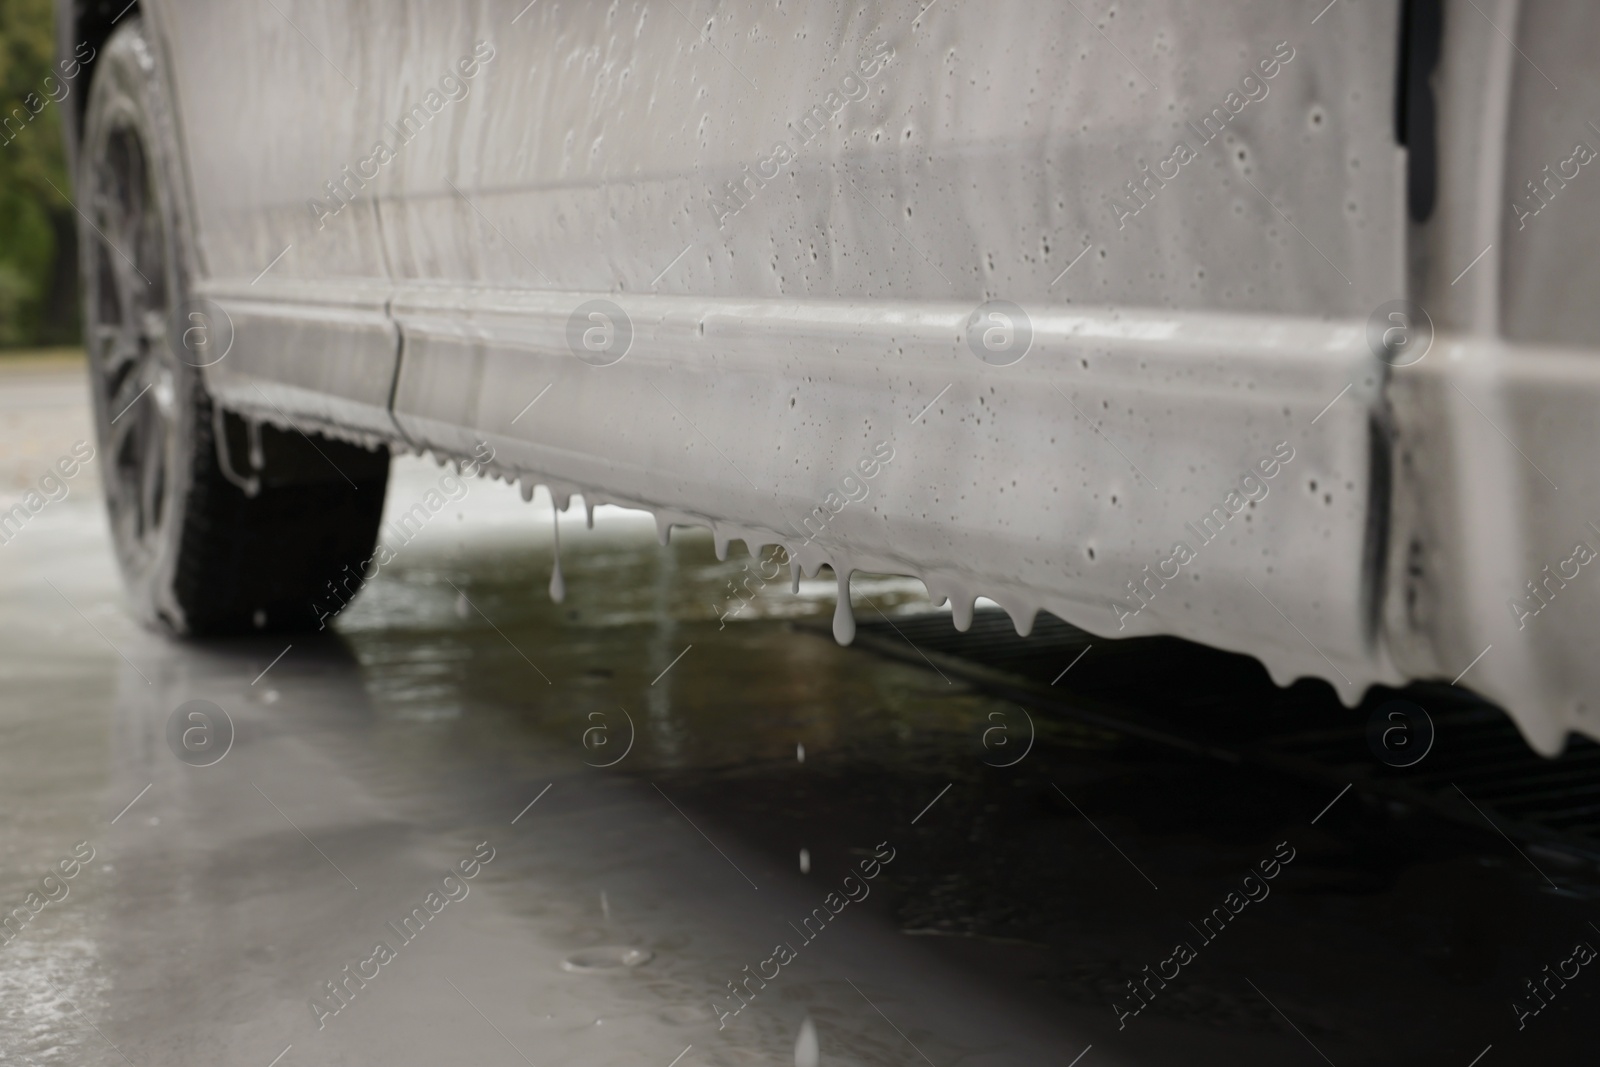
[372,0,1405,695]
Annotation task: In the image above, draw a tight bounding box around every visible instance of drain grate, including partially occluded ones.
[811,607,1600,869]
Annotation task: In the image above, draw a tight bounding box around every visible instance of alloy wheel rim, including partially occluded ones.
[87,120,175,567]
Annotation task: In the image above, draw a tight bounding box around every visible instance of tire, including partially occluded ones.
[79,18,389,637]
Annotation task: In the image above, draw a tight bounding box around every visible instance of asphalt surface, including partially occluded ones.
[1,358,1597,1066]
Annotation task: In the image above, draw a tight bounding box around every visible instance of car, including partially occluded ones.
[55,0,1600,755]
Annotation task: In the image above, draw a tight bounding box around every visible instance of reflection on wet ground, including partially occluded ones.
[1,361,1596,1065]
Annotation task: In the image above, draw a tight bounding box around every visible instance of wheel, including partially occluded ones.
[79,18,389,637]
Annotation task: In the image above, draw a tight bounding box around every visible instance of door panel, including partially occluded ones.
[376,1,1399,311]
[378,0,1407,696]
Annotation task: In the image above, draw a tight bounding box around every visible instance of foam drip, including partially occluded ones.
[950,593,975,632]
[475,461,1378,722]
[549,504,566,604]
[833,568,856,645]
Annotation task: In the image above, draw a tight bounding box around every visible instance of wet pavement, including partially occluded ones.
[1,358,1597,1066]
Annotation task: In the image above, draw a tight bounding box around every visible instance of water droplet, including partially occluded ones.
[796,742,806,763]
[799,848,810,874]
[795,1015,819,1067]
[549,509,566,604]
[601,890,610,922]
[247,418,265,470]
[454,591,471,618]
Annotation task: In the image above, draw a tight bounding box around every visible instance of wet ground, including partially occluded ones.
[1,357,1597,1066]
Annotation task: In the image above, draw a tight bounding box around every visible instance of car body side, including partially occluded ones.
[56,0,1600,754]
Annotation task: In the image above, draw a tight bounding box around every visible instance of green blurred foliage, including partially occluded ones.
[0,0,78,349]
